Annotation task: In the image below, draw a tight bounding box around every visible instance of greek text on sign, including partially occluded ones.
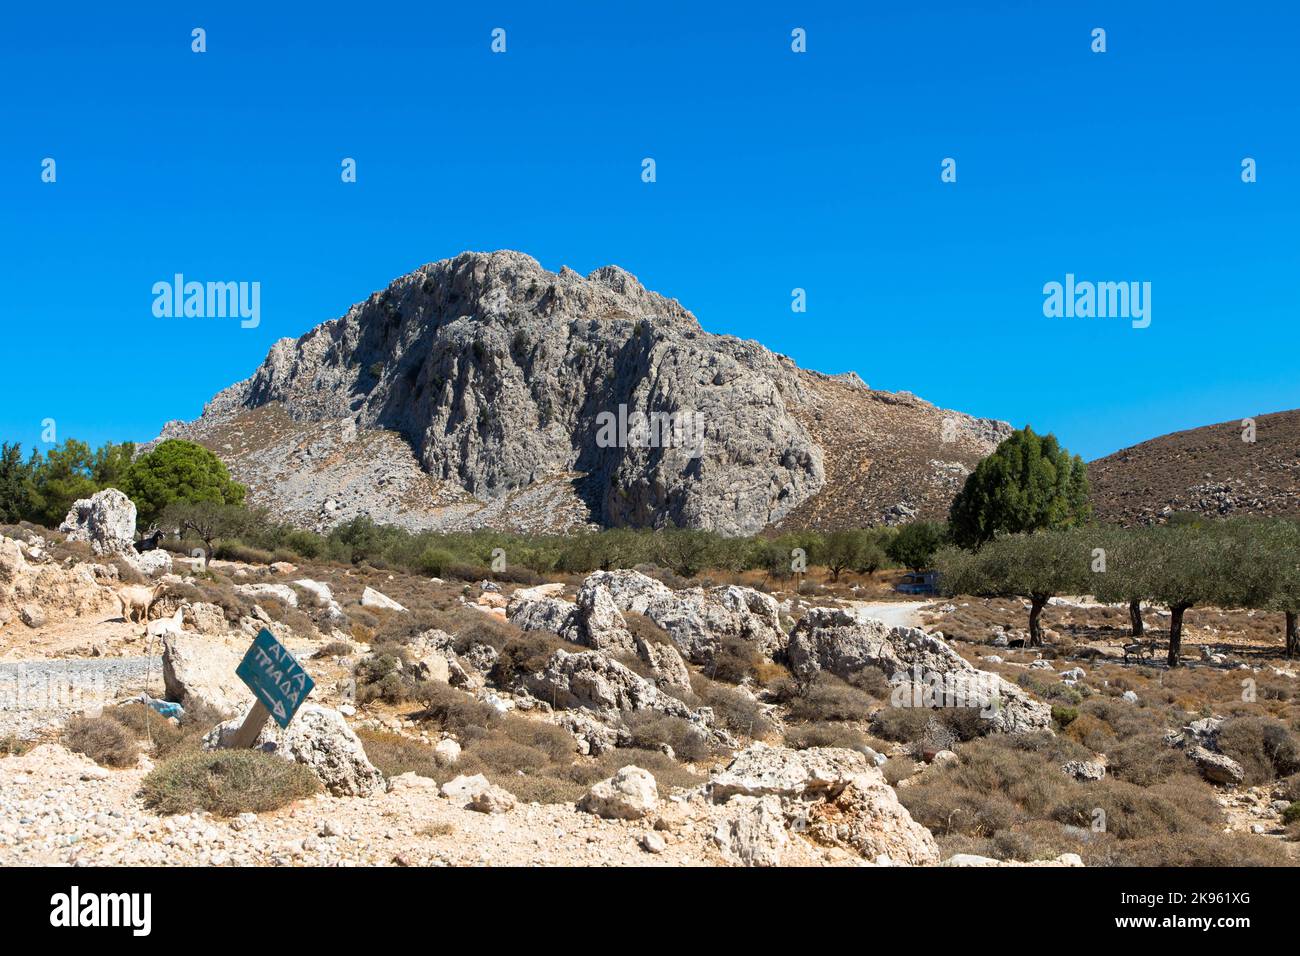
[236,629,315,728]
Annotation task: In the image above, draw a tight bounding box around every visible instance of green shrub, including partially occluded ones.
[141,750,320,815]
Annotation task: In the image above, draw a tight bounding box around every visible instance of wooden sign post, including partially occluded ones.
[229,700,273,749]
[225,629,315,749]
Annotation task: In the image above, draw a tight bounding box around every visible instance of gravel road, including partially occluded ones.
[0,656,163,739]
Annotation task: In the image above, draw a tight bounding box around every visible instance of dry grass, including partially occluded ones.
[897,733,1289,866]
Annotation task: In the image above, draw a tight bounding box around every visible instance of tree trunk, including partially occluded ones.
[1167,604,1188,668]
[1129,598,1144,638]
[1028,595,1048,647]
[1286,610,1298,659]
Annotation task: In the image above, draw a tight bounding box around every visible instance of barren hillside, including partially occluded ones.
[1089,410,1300,525]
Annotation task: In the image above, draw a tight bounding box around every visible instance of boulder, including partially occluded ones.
[634,635,692,689]
[182,601,229,636]
[709,743,867,802]
[162,632,252,717]
[712,795,788,866]
[509,596,576,634]
[441,773,491,803]
[511,583,566,602]
[553,710,627,756]
[468,784,517,814]
[292,580,347,623]
[126,549,173,577]
[1061,759,1107,782]
[566,582,636,655]
[389,772,438,791]
[19,603,46,628]
[204,703,384,797]
[361,586,405,612]
[521,649,712,733]
[1187,746,1245,786]
[235,583,299,607]
[805,772,941,865]
[433,738,461,765]
[787,609,1052,735]
[579,766,658,819]
[59,489,136,555]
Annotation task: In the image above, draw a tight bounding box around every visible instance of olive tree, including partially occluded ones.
[936,529,1091,646]
[1089,525,1156,638]
[1141,523,1256,668]
[1241,519,1300,658]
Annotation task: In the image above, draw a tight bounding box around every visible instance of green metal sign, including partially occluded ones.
[236,628,314,728]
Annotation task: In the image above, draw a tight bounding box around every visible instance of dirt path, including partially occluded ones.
[844,600,930,629]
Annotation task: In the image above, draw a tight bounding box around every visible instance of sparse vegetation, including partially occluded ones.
[141,750,321,816]
[63,715,138,768]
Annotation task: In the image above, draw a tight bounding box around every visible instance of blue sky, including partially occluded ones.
[2,1,1296,462]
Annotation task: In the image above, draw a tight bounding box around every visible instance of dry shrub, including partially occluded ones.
[314,640,355,658]
[141,750,319,816]
[870,706,985,745]
[1217,716,1300,785]
[63,715,138,768]
[489,631,572,687]
[624,712,714,762]
[686,673,774,738]
[1,734,35,757]
[624,612,671,647]
[105,701,224,758]
[357,728,441,779]
[882,756,917,785]
[899,730,1286,866]
[1104,732,1188,786]
[707,636,763,684]
[784,721,872,751]
[786,673,875,723]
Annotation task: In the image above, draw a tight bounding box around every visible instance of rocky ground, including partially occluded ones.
[4,498,1299,868]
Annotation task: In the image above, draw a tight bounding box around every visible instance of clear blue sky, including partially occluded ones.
[2,1,1296,462]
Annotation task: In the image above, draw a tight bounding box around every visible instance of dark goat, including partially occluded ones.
[134,528,164,553]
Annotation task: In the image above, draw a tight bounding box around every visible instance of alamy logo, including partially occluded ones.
[50,886,151,936]
[595,404,704,458]
[1043,273,1150,329]
[152,274,261,328]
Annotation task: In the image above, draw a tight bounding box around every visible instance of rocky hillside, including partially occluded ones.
[159,251,1009,535]
[1089,409,1300,526]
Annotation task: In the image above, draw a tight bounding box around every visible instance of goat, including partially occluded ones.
[118,583,164,624]
[1007,637,1026,649]
[134,526,164,553]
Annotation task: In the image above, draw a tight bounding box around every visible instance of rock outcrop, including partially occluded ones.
[580,570,786,665]
[787,608,1052,735]
[59,489,137,555]
[0,535,118,629]
[706,744,939,866]
[161,633,253,717]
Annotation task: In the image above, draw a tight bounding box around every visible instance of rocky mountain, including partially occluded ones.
[1089,409,1300,525]
[159,251,1010,535]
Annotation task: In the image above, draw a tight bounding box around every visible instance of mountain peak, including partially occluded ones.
[169,252,1009,535]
